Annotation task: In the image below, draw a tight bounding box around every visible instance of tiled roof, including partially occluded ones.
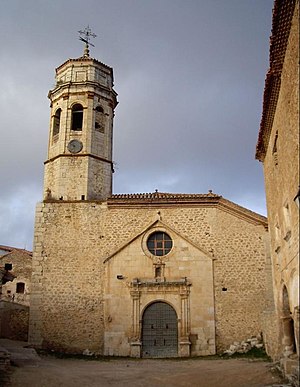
[109,191,221,201]
[0,245,32,258]
[256,0,297,161]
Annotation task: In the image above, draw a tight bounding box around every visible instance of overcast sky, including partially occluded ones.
[0,0,273,250]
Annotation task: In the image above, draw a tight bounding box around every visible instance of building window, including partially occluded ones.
[95,105,104,113]
[16,282,25,294]
[147,232,173,256]
[71,104,83,131]
[53,108,61,136]
[272,131,279,166]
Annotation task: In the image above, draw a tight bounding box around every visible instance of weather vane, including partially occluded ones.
[78,25,97,57]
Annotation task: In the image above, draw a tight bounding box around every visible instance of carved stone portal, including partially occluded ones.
[129,278,191,358]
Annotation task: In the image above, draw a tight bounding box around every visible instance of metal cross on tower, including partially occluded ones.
[78,26,97,57]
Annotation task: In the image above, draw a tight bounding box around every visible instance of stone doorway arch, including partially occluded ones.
[281,285,296,356]
[142,301,178,358]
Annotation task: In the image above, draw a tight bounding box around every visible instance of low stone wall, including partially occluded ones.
[0,301,29,341]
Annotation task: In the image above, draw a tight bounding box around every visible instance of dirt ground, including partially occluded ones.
[6,355,287,387]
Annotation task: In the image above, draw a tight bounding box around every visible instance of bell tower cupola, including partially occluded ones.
[44,27,118,201]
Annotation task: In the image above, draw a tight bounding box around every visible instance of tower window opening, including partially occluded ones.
[16,282,25,294]
[53,108,61,136]
[71,104,83,131]
[95,106,104,113]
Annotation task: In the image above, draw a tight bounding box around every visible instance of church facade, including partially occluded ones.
[29,41,270,358]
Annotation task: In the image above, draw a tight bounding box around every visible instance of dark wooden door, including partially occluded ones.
[142,302,178,358]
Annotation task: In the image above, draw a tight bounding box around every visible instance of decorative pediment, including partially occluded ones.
[103,219,215,263]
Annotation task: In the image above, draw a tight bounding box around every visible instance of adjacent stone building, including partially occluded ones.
[27,34,272,358]
[0,245,32,306]
[0,245,32,340]
[256,0,299,374]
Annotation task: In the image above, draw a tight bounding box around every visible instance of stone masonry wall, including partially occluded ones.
[0,301,29,341]
[29,200,268,355]
[262,2,299,359]
[213,210,267,351]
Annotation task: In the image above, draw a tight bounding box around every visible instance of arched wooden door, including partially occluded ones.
[142,302,178,358]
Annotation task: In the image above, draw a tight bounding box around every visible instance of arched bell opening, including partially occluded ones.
[71,104,84,131]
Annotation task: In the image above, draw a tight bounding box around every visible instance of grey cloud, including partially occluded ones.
[0,0,273,249]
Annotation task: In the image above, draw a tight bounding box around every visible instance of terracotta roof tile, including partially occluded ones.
[109,191,220,201]
[0,245,32,257]
[256,0,297,161]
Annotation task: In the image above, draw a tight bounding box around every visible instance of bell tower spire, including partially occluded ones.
[43,29,118,201]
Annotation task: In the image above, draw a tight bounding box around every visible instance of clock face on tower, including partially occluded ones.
[67,140,83,154]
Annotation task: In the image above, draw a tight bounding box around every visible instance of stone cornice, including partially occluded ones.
[44,153,113,165]
[48,82,118,108]
[55,57,113,73]
[218,198,268,228]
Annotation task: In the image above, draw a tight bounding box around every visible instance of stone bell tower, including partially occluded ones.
[44,27,118,201]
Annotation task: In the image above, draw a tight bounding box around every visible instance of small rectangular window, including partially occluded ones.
[155,267,161,278]
[272,132,279,166]
[16,282,25,294]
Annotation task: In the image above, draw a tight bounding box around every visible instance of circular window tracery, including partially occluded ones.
[147,232,173,256]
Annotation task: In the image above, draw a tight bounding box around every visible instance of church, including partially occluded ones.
[28,32,270,358]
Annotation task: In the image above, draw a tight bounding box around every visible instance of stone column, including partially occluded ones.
[130,288,141,357]
[179,285,191,357]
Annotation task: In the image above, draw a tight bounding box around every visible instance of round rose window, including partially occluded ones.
[147,232,173,256]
